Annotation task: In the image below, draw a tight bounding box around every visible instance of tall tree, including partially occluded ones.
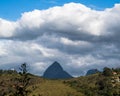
[13,63,31,96]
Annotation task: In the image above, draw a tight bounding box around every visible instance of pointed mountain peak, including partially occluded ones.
[53,61,60,65]
[51,61,63,69]
[43,61,72,79]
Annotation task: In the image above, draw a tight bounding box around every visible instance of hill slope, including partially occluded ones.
[0,67,120,96]
[29,80,84,96]
[0,73,83,96]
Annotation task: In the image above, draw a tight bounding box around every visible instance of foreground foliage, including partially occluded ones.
[64,67,120,96]
[0,67,120,96]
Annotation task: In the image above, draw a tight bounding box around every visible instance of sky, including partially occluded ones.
[0,0,120,20]
[0,0,120,76]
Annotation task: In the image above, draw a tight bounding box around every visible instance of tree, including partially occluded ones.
[13,63,31,96]
[103,67,113,76]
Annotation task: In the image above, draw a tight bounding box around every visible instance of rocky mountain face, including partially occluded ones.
[43,61,72,79]
[86,69,100,75]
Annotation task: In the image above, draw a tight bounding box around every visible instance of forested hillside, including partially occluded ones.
[0,64,120,96]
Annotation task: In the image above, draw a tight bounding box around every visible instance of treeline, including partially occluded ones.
[64,67,120,96]
[0,69,18,75]
[0,65,119,96]
[102,67,120,76]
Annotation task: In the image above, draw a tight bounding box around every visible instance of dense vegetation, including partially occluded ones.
[0,64,120,96]
[64,67,120,96]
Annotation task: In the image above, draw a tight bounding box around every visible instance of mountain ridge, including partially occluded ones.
[43,61,73,79]
[86,69,100,75]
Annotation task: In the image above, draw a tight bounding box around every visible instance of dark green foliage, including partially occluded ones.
[112,68,120,73]
[13,63,31,96]
[65,67,120,96]
[103,67,113,76]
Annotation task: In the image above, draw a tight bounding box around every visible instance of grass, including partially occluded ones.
[0,74,84,96]
[0,69,120,96]
[29,80,84,96]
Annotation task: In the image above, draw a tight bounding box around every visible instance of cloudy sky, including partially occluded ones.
[0,0,120,76]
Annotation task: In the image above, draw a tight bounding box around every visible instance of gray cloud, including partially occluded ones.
[0,3,120,76]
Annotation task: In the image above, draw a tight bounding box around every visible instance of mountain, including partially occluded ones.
[43,61,72,79]
[86,69,100,75]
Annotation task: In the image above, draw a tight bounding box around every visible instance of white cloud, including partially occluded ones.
[0,2,120,76]
[0,19,16,37]
[60,37,91,46]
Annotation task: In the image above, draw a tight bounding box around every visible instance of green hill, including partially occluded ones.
[64,68,120,96]
[0,73,84,96]
[0,67,120,96]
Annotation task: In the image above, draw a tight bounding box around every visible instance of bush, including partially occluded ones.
[103,67,113,76]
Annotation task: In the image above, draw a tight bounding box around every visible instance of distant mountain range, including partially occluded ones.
[43,61,72,79]
[86,69,100,75]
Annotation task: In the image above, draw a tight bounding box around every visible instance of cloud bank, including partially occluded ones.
[0,3,120,76]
